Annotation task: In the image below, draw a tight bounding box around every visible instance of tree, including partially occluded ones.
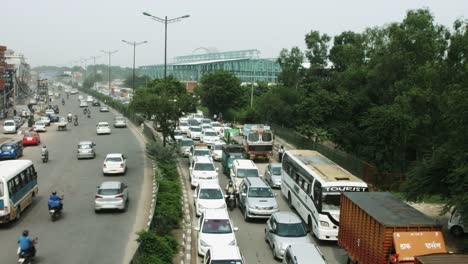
[124,75,152,89]
[304,30,330,67]
[196,71,243,117]
[277,47,304,88]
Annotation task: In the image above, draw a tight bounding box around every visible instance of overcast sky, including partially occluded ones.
[1,0,466,68]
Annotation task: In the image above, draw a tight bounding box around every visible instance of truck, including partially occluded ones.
[221,144,245,175]
[338,192,447,264]
[414,253,468,264]
[231,124,273,160]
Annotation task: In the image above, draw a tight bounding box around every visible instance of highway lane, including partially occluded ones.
[0,94,149,264]
[179,153,348,264]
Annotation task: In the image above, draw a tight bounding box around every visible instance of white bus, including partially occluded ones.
[281,150,368,241]
[0,160,39,223]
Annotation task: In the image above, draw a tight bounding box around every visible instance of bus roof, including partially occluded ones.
[0,160,34,180]
[286,150,365,185]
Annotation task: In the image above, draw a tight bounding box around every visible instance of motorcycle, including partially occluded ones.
[49,197,64,221]
[226,192,236,210]
[41,153,48,163]
[17,237,38,264]
[87,113,91,118]
[62,100,65,106]
[67,115,72,122]
[74,119,78,126]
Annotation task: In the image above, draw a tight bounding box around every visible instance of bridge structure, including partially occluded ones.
[138,49,281,83]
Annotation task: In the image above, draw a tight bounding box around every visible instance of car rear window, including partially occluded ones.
[204,131,217,136]
[199,188,223,199]
[98,124,109,127]
[202,219,232,234]
[106,157,122,162]
[190,127,202,132]
[4,121,15,126]
[98,188,120,195]
[24,133,35,137]
[194,163,215,171]
[181,140,194,147]
[1,145,12,151]
[79,144,92,149]
[194,149,210,156]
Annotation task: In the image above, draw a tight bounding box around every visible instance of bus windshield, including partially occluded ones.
[321,193,341,212]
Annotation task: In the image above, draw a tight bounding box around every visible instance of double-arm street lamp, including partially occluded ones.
[142,12,190,79]
[122,40,148,93]
[100,50,118,95]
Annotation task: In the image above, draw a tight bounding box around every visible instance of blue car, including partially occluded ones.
[0,140,24,159]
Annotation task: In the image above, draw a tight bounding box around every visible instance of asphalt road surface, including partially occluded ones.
[179,155,349,264]
[0,94,149,264]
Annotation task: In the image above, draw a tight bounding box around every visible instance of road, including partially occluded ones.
[178,155,348,264]
[0,94,150,264]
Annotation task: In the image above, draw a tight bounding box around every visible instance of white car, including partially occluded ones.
[203,246,245,264]
[45,109,55,116]
[190,156,219,189]
[178,121,190,134]
[79,101,88,108]
[188,126,202,140]
[70,89,78,94]
[193,182,226,216]
[96,122,111,135]
[33,121,47,132]
[3,120,17,134]
[210,142,225,161]
[189,145,212,165]
[86,96,94,102]
[211,122,224,135]
[103,153,127,175]
[40,116,51,126]
[201,129,219,144]
[201,123,212,131]
[196,209,238,256]
[94,181,129,212]
[173,130,184,142]
[113,117,127,128]
[78,95,83,100]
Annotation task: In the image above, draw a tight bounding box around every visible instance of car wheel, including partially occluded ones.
[272,245,278,260]
[15,206,21,221]
[243,206,250,222]
[451,226,464,237]
[94,209,99,214]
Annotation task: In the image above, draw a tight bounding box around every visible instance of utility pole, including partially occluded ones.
[90,55,100,90]
[100,50,118,95]
[122,40,148,94]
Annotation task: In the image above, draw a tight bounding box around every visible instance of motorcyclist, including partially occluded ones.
[41,145,49,158]
[74,114,78,122]
[225,179,237,208]
[17,230,36,258]
[61,98,65,105]
[48,191,63,211]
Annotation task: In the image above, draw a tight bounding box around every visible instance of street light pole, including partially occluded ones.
[90,55,100,90]
[142,12,190,79]
[122,40,148,93]
[100,50,118,95]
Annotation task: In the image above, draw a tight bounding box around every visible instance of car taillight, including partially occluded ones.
[120,163,124,168]
[95,195,103,199]
[115,194,124,199]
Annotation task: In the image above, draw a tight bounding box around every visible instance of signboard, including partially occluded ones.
[393,231,447,262]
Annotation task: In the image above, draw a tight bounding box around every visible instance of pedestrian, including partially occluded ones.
[278,145,285,162]
[13,108,17,116]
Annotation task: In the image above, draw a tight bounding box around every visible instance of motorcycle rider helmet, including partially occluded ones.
[22,230,29,236]
[52,191,57,195]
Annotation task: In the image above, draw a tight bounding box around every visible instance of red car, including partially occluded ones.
[23,131,41,146]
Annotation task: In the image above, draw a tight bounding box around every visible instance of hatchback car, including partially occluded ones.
[77,141,96,159]
[33,121,47,132]
[92,100,101,106]
[0,140,24,159]
[49,113,60,122]
[179,138,194,157]
[23,131,41,146]
[45,109,55,116]
[13,116,23,128]
[94,181,129,212]
[113,117,127,128]
[210,142,225,161]
[40,116,51,126]
[99,106,109,112]
[265,163,283,188]
[178,121,190,134]
[102,153,127,175]
[265,212,313,260]
[238,177,279,221]
[282,243,327,264]
[96,122,111,135]
[79,101,88,108]
[3,120,17,134]
[188,126,202,140]
[193,182,226,216]
[21,109,32,117]
[196,209,239,256]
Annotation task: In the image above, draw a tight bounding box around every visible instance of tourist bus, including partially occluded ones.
[281,150,368,241]
[0,160,38,223]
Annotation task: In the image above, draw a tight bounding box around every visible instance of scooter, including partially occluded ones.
[74,119,78,126]
[67,116,72,123]
[226,192,236,210]
[17,237,38,264]
[41,153,48,163]
[49,198,64,222]
[87,113,91,118]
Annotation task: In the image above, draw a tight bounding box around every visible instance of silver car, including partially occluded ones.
[265,212,313,260]
[238,177,279,221]
[113,116,127,128]
[94,181,129,212]
[264,163,283,188]
[77,141,96,159]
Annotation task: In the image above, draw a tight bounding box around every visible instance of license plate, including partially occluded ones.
[27,137,32,140]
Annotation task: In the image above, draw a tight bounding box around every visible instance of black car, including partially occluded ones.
[52,105,59,114]
[49,113,60,122]
[92,100,101,106]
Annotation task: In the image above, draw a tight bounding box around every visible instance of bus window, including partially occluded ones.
[14,176,21,189]
[313,181,322,211]
[0,182,3,197]
[20,172,27,187]
[8,180,15,196]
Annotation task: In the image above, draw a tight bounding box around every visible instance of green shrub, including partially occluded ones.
[137,231,178,263]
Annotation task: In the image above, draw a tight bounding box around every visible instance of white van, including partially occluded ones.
[203,245,244,264]
[3,120,17,134]
[230,159,261,190]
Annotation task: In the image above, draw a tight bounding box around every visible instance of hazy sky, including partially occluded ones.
[1,0,466,68]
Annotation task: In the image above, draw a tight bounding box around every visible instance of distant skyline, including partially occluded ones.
[1,0,466,68]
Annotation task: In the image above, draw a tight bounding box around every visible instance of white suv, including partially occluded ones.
[200,129,219,144]
[190,156,218,189]
[193,182,226,216]
[229,159,261,190]
[196,209,239,256]
[203,245,245,264]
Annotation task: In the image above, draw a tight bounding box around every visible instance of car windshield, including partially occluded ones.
[24,133,35,137]
[202,119,211,124]
[180,122,189,127]
[98,124,109,127]
[214,145,223,150]
[174,131,182,136]
[1,145,12,151]
[237,169,259,178]
[276,222,307,237]
[248,187,274,198]
[106,157,122,162]
[79,144,92,149]
[205,131,217,137]
[188,119,199,126]
[195,149,210,156]
[4,121,15,126]
[191,127,202,132]
[321,193,341,212]
[181,140,194,147]
[211,261,242,264]
[211,123,221,127]
[98,188,120,196]
[202,219,232,234]
[194,163,215,171]
[35,122,44,125]
[115,117,125,121]
[271,166,282,176]
[199,188,223,199]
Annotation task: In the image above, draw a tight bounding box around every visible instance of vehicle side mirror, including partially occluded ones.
[275,193,278,197]
[233,227,239,232]
[224,195,228,198]
[215,168,219,171]
[193,194,197,198]
[194,227,200,231]
[241,193,247,197]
